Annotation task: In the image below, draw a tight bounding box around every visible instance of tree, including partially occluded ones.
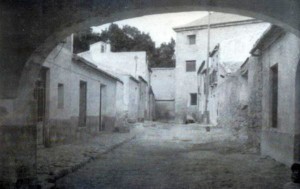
[73,28,101,54]
[152,38,175,68]
[73,24,175,68]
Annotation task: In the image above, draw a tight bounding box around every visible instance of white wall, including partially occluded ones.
[151,68,175,100]
[261,32,300,165]
[174,21,270,122]
[122,75,139,122]
[44,47,117,121]
[40,36,121,144]
[78,42,149,83]
[138,79,148,121]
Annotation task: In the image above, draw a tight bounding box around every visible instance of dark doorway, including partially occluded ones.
[34,68,48,122]
[270,64,278,128]
[99,84,106,131]
[79,81,87,127]
[33,67,49,146]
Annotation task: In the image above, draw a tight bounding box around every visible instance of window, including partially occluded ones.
[186,60,196,72]
[270,64,278,128]
[101,45,105,53]
[57,83,64,109]
[188,35,196,45]
[190,93,197,105]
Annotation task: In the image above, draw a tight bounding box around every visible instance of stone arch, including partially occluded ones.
[1,1,300,186]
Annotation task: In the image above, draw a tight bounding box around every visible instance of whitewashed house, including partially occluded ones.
[78,41,155,122]
[250,25,300,166]
[173,12,270,123]
[36,35,123,147]
[197,31,264,125]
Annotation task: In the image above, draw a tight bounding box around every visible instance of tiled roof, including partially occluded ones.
[174,12,256,31]
[72,54,123,83]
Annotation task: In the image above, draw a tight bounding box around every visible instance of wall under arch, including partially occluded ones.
[1,0,299,126]
[1,0,300,186]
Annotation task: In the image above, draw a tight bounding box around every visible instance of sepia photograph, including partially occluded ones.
[0,0,300,188]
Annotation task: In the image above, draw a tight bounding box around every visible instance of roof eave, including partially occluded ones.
[173,19,262,32]
[138,76,148,84]
[72,54,123,84]
[250,25,285,56]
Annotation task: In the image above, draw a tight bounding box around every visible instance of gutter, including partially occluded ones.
[209,44,219,57]
[129,75,140,83]
[197,61,206,74]
[250,25,285,56]
[138,76,148,84]
[174,19,262,32]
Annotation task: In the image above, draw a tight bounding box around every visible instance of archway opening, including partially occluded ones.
[1,1,300,187]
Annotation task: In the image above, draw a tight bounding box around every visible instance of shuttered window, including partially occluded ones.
[186,60,196,72]
[57,83,64,109]
[190,93,197,105]
[188,35,196,45]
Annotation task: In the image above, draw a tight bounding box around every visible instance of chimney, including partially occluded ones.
[106,40,111,52]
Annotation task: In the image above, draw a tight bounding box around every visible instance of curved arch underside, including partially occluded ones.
[0,1,300,185]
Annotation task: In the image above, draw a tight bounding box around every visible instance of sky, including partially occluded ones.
[92,11,208,47]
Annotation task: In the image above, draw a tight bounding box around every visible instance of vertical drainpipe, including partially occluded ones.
[147,56,151,120]
[134,56,138,79]
[204,11,211,124]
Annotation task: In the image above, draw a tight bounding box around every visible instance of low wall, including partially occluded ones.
[41,115,116,146]
[0,125,37,187]
[261,130,294,166]
[247,57,263,149]
[216,58,263,148]
[217,73,249,141]
[155,100,175,121]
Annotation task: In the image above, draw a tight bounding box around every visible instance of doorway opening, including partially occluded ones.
[99,84,106,131]
[33,67,49,146]
[79,80,87,127]
[270,64,278,128]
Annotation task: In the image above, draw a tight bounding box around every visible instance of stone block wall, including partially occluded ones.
[0,125,37,187]
[217,73,250,141]
[212,56,263,147]
[247,57,263,149]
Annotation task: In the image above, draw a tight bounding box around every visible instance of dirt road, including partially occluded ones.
[56,123,290,189]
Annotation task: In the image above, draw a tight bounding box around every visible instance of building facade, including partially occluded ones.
[36,35,123,147]
[198,31,263,125]
[151,68,176,121]
[173,12,270,123]
[78,41,150,83]
[78,41,155,122]
[250,26,300,165]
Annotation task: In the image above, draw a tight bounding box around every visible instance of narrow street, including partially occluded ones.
[56,123,290,189]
